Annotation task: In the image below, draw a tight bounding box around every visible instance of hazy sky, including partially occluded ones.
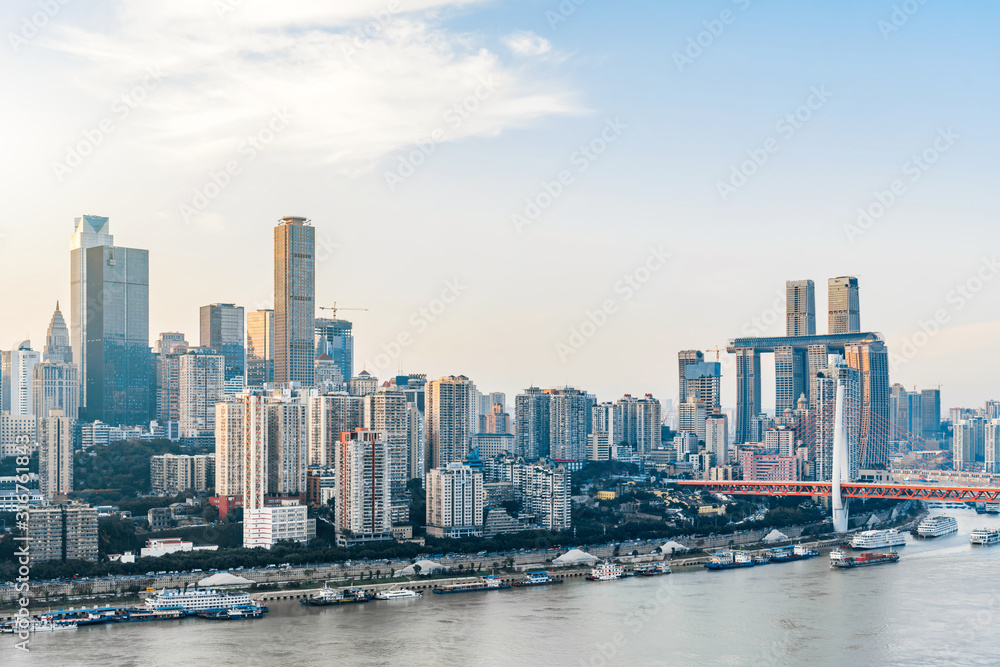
[2,0,998,414]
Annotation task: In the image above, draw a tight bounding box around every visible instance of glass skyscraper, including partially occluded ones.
[315,317,353,385]
[274,217,315,387]
[200,303,245,383]
[246,309,274,388]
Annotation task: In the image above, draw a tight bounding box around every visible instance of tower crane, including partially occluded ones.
[319,303,369,318]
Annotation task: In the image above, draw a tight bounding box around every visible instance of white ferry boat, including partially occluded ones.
[587,561,624,581]
[144,588,255,613]
[917,515,958,538]
[375,588,422,600]
[849,529,907,550]
[970,528,1000,546]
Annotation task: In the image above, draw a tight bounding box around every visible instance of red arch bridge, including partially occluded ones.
[677,480,1000,502]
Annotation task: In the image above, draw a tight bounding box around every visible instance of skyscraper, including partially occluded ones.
[921,388,942,437]
[274,217,315,387]
[426,375,477,468]
[515,387,550,459]
[39,409,74,498]
[315,318,353,387]
[306,393,364,468]
[828,276,861,334]
[677,349,704,403]
[786,279,816,336]
[547,388,590,461]
[814,356,861,482]
[364,389,410,524]
[426,462,484,538]
[246,310,274,388]
[335,428,392,539]
[177,348,225,443]
[844,341,891,469]
[70,215,113,411]
[6,341,40,416]
[43,303,73,364]
[200,303,245,385]
[84,245,151,425]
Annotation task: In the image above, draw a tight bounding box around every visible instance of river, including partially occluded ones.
[8,508,1000,666]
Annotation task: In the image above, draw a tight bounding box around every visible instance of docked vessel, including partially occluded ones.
[433,576,511,594]
[512,572,565,587]
[767,544,820,563]
[114,608,185,623]
[635,562,671,576]
[301,587,371,606]
[587,561,625,581]
[195,607,265,620]
[975,503,1000,514]
[374,588,423,600]
[849,529,907,550]
[705,551,755,570]
[1,618,79,633]
[917,515,958,538]
[830,548,899,568]
[970,528,1000,545]
[143,588,257,614]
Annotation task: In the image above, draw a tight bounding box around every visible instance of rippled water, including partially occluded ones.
[9,509,1000,667]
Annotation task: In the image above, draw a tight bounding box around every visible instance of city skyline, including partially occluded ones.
[1,1,998,411]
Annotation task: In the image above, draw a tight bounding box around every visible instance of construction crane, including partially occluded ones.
[319,303,369,319]
[706,346,722,361]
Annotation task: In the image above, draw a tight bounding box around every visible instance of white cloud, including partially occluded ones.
[37,1,579,173]
[502,30,553,57]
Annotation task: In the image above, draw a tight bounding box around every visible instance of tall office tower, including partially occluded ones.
[215,398,245,496]
[84,245,151,426]
[426,375,477,468]
[334,428,391,538]
[426,462,484,538]
[986,420,1000,474]
[32,358,79,423]
[314,318,353,387]
[588,402,617,461]
[306,393,364,467]
[406,402,425,479]
[42,303,73,363]
[678,350,704,403]
[274,217,315,387]
[814,356,861,482]
[706,415,729,465]
[686,361,722,420]
[547,388,590,461]
[4,342,40,417]
[39,409,74,498]
[774,346,807,414]
[785,279,816,336]
[828,276,861,334]
[844,341,891,469]
[268,400,307,496]
[364,389,411,524]
[733,348,761,444]
[177,348,225,443]
[70,215,114,411]
[200,303,245,385]
[246,310,274,389]
[921,389,942,437]
[890,384,910,432]
[515,387,550,459]
[485,403,512,434]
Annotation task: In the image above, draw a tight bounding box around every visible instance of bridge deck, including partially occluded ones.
[678,480,1000,502]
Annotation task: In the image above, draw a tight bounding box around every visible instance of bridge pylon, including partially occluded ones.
[832,382,850,532]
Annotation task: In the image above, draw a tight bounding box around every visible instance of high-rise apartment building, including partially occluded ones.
[33,361,79,430]
[83,245,151,425]
[515,387,550,459]
[178,348,225,442]
[706,414,729,465]
[306,393,364,467]
[215,398,245,496]
[348,371,378,397]
[246,310,274,388]
[511,460,571,531]
[426,462,484,538]
[267,400,307,497]
[5,341,40,416]
[154,333,188,426]
[315,318,353,388]
[334,428,392,539]
[786,279,816,337]
[364,389,410,524]
[677,349,705,405]
[615,394,662,455]
[813,356,861,481]
[547,388,590,461]
[200,303,245,385]
[151,453,215,495]
[27,504,98,563]
[828,276,860,335]
[588,402,618,461]
[39,409,74,498]
[426,375,477,468]
[274,217,315,387]
[70,215,114,411]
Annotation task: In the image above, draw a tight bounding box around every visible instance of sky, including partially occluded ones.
[1,0,998,415]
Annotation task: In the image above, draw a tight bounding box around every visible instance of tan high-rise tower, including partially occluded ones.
[274,217,315,387]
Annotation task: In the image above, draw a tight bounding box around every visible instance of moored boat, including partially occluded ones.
[635,562,671,576]
[587,560,624,581]
[375,588,423,600]
[767,544,820,563]
[114,608,185,623]
[916,515,958,538]
[970,528,1000,545]
[705,551,755,570]
[144,588,256,614]
[830,548,899,568]
[301,587,372,606]
[512,572,564,587]
[433,576,511,594]
[195,606,265,620]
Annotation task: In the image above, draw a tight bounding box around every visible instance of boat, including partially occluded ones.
[753,554,772,565]
[433,576,511,594]
[849,529,907,550]
[767,544,820,563]
[587,561,625,581]
[917,515,958,538]
[830,548,899,568]
[512,572,565,587]
[195,606,265,620]
[635,562,671,576]
[374,588,423,600]
[704,551,755,570]
[975,503,1000,514]
[970,528,1000,545]
[72,612,115,627]
[300,587,372,606]
[143,588,257,614]
[114,608,185,623]
[1,618,79,632]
